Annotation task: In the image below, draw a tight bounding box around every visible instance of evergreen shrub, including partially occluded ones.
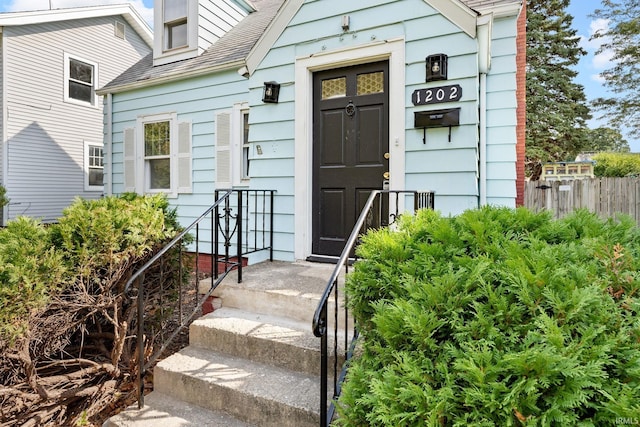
[339,206,640,425]
[0,184,8,208]
[0,193,180,343]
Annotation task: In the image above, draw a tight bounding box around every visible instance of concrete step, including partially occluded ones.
[103,391,254,427]
[189,307,344,376]
[199,261,349,326]
[105,260,346,427]
[153,345,322,427]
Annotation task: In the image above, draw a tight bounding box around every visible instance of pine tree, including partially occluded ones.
[526,0,591,177]
[591,0,640,139]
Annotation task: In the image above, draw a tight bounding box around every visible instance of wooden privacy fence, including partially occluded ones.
[524,177,640,223]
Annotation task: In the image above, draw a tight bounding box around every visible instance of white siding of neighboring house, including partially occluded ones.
[4,16,150,222]
[198,0,249,54]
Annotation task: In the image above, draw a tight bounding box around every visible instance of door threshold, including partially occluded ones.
[306,254,355,265]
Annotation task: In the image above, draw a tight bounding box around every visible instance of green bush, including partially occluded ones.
[0,217,68,340]
[339,206,640,425]
[0,194,180,343]
[593,152,640,177]
[0,184,8,208]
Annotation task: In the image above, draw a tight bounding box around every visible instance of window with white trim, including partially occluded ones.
[215,103,250,188]
[123,112,192,197]
[164,0,188,50]
[84,141,104,191]
[241,109,250,181]
[153,0,197,65]
[64,53,98,106]
[144,119,172,191]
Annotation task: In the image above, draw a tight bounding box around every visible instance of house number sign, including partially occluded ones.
[411,84,462,106]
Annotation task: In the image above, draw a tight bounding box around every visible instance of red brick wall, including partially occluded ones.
[515,1,527,206]
[192,253,247,275]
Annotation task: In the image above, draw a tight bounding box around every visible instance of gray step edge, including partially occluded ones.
[189,307,346,375]
[102,391,255,427]
[153,346,323,425]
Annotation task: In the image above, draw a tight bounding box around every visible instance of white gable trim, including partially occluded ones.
[248,0,476,77]
[472,3,522,18]
[427,0,478,38]
[246,0,304,74]
[293,38,406,260]
[0,5,153,47]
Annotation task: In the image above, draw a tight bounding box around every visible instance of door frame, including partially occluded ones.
[293,37,406,260]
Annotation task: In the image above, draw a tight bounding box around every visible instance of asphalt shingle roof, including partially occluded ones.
[100,0,284,91]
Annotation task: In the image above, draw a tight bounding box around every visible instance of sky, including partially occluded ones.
[0,0,635,151]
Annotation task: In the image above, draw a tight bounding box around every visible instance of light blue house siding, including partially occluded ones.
[485,17,519,207]
[103,0,522,262]
[246,0,519,259]
[109,69,249,222]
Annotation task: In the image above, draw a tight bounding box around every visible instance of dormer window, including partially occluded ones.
[153,0,198,66]
[164,0,188,50]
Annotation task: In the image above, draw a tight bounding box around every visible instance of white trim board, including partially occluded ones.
[293,37,406,260]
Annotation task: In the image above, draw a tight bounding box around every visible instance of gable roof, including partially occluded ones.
[0,4,153,47]
[99,0,521,95]
[99,0,285,94]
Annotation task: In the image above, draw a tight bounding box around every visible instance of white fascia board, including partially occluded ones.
[0,5,153,47]
[473,3,522,19]
[245,0,303,74]
[427,0,478,38]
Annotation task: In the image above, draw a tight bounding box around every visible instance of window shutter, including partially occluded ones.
[177,121,192,193]
[215,111,232,189]
[123,127,136,192]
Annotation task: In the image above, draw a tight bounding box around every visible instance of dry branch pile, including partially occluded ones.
[0,195,191,426]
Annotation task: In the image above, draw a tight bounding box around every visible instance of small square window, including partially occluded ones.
[166,20,188,49]
[64,53,97,106]
[85,142,104,191]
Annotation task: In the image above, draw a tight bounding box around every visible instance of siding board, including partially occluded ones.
[3,15,150,222]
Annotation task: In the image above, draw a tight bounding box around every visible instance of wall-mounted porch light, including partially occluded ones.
[262,81,281,103]
[426,53,448,82]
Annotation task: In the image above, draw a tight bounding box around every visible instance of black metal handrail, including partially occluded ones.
[312,190,435,426]
[125,189,275,409]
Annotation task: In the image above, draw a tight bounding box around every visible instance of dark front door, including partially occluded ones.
[312,61,389,256]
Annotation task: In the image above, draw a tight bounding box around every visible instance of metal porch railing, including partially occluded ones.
[312,190,435,426]
[124,189,275,409]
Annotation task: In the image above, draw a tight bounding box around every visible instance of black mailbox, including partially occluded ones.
[414,108,460,128]
[414,108,460,143]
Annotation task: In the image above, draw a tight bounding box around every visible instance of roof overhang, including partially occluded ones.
[96,60,245,95]
[471,2,522,18]
[0,4,153,47]
[427,0,479,38]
